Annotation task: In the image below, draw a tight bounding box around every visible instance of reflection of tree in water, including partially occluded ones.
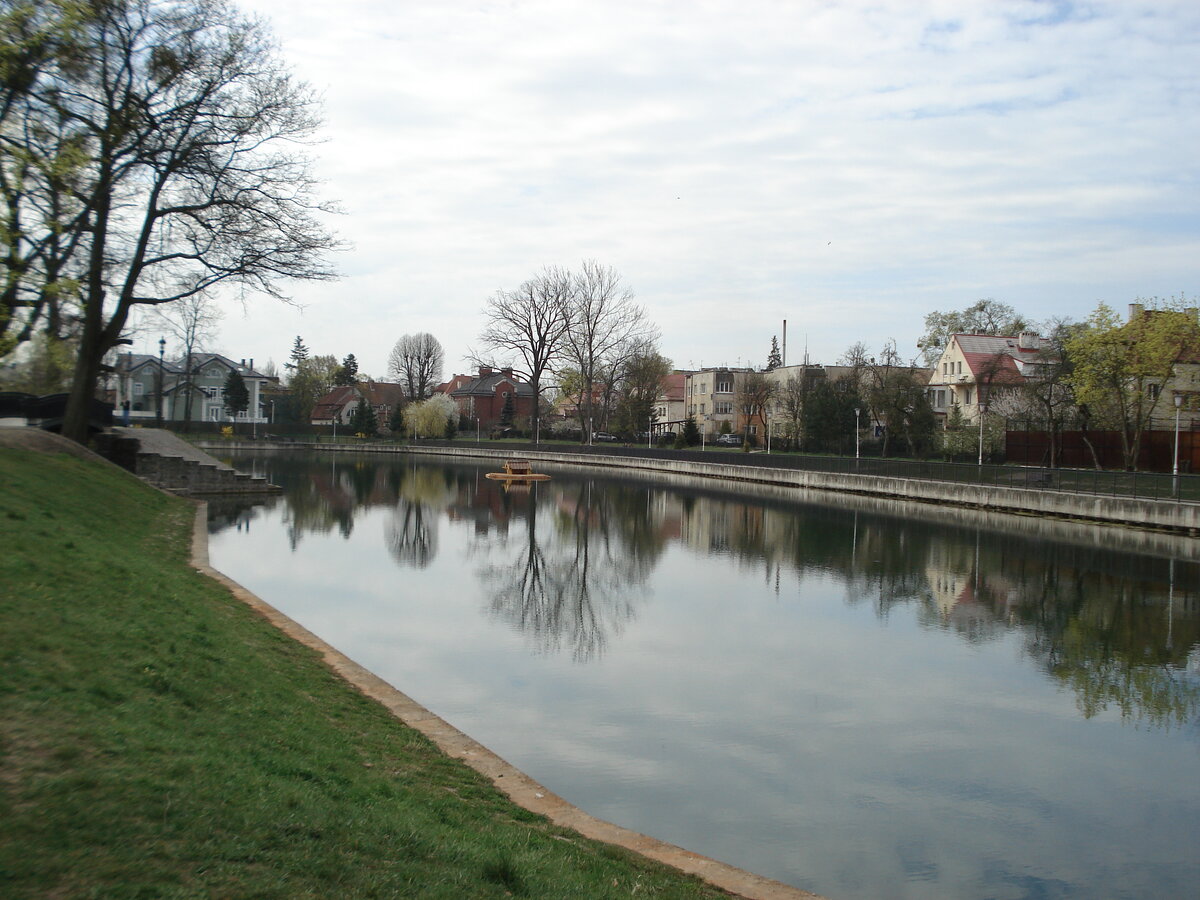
[483,479,665,661]
[678,488,1200,734]
[384,466,457,569]
[281,461,357,547]
[1003,556,1200,731]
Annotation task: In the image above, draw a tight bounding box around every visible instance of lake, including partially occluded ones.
[206,451,1200,900]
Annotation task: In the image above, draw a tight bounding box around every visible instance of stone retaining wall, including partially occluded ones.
[204,441,1200,534]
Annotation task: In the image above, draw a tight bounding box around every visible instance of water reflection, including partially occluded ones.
[213,452,1200,735]
[209,452,1200,899]
[482,480,665,661]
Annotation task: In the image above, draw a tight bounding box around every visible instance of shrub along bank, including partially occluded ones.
[0,446,730,899]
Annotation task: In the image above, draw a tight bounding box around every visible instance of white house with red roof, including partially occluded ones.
[926,332,1055,424]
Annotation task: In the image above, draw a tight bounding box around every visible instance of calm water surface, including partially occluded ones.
[207,453,1200,900]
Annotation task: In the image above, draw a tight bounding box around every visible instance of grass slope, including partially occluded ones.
[0,447,729,899]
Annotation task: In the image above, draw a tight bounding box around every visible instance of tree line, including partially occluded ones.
[758,296,1200,469]
[475,260,665,443]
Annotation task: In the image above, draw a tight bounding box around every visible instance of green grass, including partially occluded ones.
[0,448,730,899]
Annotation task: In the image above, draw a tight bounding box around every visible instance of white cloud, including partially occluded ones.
[185,0,1200,379]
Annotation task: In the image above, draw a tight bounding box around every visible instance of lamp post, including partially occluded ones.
[977,402,988,466]
[854,407,861,460]
[156,337,166,427]
[1173,392,1183,496]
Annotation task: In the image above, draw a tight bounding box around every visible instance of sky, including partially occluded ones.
[157,0,1200,380]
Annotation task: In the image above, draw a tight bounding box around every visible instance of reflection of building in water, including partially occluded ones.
[922,539,1017,643]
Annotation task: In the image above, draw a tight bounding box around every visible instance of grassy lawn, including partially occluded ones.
[0,447,731,899]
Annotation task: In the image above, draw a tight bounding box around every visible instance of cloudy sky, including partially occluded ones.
[183,0,1198,379]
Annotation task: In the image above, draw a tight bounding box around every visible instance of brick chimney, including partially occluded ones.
[479,366,493,377]
[500,367,513,379]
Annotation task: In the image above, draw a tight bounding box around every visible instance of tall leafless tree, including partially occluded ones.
[3,0,342,441]
[387,332,444,401]
[476,266,573,442]
[565,260,657,443]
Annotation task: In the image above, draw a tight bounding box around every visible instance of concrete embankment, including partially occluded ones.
[204,441,1200,536]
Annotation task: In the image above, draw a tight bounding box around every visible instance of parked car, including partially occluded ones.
[592,431,618,442]
[714,433,742,446]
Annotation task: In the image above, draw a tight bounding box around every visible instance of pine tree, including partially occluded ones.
[500,391,515,427]
[334,353,359,386]
[682,414,701,446]
[767,336,782,371]
[223,369,250,420]
[350,398,378,436]
[389,402,406,434]
[285,336,310,371]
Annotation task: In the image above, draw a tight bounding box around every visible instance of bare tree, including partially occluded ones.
[735,371,777,445]
[3,0,342,441]
[776,368,823,449]
[859,340,938,457]
[152,294,223,428]
[565,260,656,443]
[387,332,443,401]
[477,266,573,442]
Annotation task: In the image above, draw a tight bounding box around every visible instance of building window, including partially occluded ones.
[133,382,144,396]
[699,403,705,414]
[715,379,732,393]
[715,401,732,414]
[1148,383,1161,400]
[964,388,972,405]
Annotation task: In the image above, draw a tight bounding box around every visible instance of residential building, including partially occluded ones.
[684,367,754,437]
[1124,303,1200,429]
[311,381,406,430]
[653,370,691,432]
[926,333,1054,424]
[449,366,536,431]
[114,353,275,424]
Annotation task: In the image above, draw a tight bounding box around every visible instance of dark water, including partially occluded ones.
[207,452,1200,900]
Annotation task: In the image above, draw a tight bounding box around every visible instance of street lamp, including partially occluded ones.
[854,408,861,460]
[156,337,166,427]
[977,402,988,466]
[1173,392,1183,496]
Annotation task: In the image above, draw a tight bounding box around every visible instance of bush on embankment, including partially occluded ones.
[0,446,729,899]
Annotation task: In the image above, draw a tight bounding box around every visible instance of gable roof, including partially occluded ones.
[659,371,688,402]
[949,333,1055,383]
[450,371,536,398]
[312,382,406,421]
[435,373,475,395]
[358,381,406,407]
[121,352,272,380]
